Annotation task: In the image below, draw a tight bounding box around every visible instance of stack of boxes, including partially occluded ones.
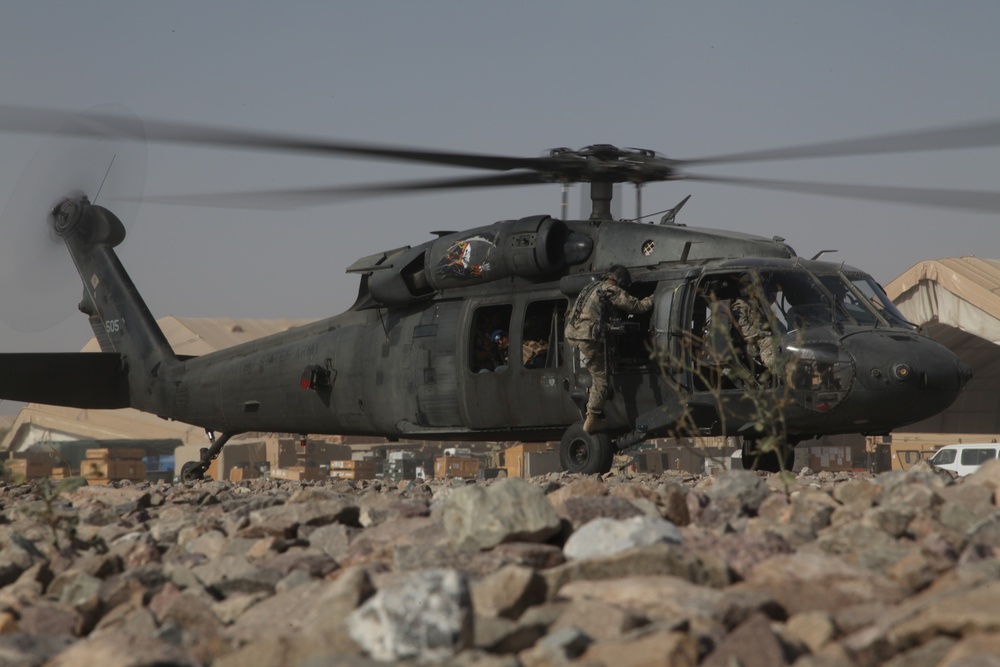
[383,451,431,482]
[267,438,362,481]
[271,464,325,481]
[268,438,324,481]
[328,459,377,481]
[434,454,482,480]
[4,451,56,481]
[228,464,261,482]
[501,443,558,479]
[81,447,147,485]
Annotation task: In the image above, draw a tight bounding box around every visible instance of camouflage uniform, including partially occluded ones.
[521,339,549,367]
[566,279,653,422]
[731,297,777,371]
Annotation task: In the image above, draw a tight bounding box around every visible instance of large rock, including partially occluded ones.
[705,470,773,514]
[4,461,1000,666]
[441,479,562,551]
[346,568,474,662]
[563,515,682,561]
[737,552,908,616]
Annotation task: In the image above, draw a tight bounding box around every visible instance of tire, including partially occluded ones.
[560,423,614,474]
[180,460,206,482]
[741,438,794,473]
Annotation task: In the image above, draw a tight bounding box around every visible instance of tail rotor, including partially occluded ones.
[0,105,146,332]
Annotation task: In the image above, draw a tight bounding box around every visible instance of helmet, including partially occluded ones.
[491,329,508,344]
[603,265,632,289]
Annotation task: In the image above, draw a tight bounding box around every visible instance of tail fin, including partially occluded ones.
[56,197,178,409]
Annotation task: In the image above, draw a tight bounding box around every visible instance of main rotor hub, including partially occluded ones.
[546,145,677,185]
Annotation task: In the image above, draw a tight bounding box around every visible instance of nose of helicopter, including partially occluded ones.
[825,330,971,430]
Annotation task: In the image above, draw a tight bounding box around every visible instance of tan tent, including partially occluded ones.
[884,257,1000,435]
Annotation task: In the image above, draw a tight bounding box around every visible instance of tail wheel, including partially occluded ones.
[180,461,207,482]
[741,437,794,473]
[560,422,614,474]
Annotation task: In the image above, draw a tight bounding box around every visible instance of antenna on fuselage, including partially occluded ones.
[659,195,692,225]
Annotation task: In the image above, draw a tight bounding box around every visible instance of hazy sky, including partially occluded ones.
[1,2,998,385]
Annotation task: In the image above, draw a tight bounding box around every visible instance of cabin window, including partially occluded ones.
[961,448,997,466]
[470,304,512,373]
[521,299,567,370]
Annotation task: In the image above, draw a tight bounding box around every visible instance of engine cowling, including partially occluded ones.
[366,215,593,306]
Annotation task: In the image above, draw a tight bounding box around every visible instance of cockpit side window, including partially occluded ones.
[687,269,844,389]
[688,272,788,388]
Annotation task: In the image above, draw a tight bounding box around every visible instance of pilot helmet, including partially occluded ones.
[603,265,632,289]
[491,329,508,346]
[737,274,757,298]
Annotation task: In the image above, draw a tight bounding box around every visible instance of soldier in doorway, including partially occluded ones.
[565,265,652,433]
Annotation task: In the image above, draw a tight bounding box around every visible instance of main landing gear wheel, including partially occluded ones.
[741,437,794,473]
[560,422,614,474]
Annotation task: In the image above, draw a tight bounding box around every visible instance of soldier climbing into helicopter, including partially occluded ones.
[566,265,653,433]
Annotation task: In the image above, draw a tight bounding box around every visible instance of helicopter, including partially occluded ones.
[1,107,996,478]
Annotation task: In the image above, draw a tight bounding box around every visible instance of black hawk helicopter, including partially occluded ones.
[1,107,996,478]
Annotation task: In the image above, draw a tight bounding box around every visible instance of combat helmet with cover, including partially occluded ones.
[602,264,632,289]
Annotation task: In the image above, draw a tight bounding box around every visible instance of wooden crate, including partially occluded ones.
[81,459,146,484]
[330,460,377,470]
[5,458,53,480]
[229,466,261,482]
[271,466,326,481]
[85,447,145,460]
[328,468,376,481]
[434,456,481,480]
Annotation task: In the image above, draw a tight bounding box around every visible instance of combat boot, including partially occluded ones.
[583,411,607,433]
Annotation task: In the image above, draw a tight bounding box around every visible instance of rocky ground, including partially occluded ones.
[3,460,1000,666]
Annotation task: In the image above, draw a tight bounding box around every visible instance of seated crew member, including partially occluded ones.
[491,329,510,371]
[522,338,549,368]
[565,265,652,433]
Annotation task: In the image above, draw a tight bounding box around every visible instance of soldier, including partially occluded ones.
[731,275,779,375]
[490,329,510,371]
[565,265,653,433]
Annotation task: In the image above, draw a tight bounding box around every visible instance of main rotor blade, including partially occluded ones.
[684,173,1000,213]
[131,171,551,210]
[672,118,1000,167]
[0,105,561,173]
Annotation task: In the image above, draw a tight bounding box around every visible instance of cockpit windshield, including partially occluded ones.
[764,271,842,332]
[695,269,842,338]
[847,274,914,329]
[817,272,915,329]
[697,266,915,336]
